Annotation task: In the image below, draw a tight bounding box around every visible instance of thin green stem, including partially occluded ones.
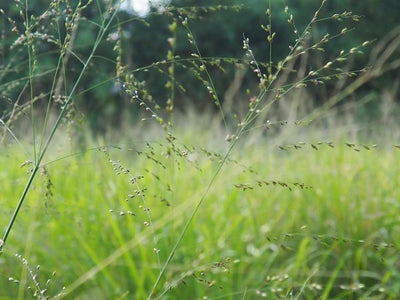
[26,3,36,163]
[268,1,272,75]
[148,138,238,298]
[38,52,64,155]
[0,165,39,251]
[184,24,228,131]
[0,2,120,253]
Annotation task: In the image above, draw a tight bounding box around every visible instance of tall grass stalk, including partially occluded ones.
[149,0,331,296]
[149,140,235,298]
[0,1,120,252]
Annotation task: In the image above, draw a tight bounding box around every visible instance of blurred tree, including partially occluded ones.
[1,0,398,133]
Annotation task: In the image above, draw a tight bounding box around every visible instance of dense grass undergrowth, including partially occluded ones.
[2,0,400,299]
[1,133,400,299]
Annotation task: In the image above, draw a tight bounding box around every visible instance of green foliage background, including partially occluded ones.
[0,0,399,133]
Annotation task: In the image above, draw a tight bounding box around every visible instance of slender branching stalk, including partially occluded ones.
[0,1,121,253]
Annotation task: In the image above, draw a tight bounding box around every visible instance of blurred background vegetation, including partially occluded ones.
[0,0,399,135]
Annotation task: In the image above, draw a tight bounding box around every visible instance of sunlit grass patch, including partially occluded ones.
[1,139,400,299]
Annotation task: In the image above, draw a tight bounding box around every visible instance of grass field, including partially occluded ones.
[1,130,400,299]
[1,0,399,298]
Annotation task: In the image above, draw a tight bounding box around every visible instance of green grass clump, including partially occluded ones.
[1,139,399,299]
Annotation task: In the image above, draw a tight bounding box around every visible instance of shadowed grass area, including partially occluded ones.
[1,136,399,299]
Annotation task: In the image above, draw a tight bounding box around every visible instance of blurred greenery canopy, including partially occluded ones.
[0,0,399,133]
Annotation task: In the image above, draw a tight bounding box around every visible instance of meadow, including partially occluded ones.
[1,127,400,299]
[1,0,400,299]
